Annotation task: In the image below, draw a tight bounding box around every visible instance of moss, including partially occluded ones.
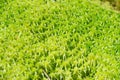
[0,0,120,80]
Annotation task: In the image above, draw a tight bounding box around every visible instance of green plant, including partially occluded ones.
[0,0,120,80]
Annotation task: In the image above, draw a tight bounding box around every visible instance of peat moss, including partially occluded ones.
[0,0,120,80]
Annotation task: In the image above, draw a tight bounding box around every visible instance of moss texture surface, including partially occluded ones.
[0,0,120,80]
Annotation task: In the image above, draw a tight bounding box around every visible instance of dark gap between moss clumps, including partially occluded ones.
[101,0,120,11]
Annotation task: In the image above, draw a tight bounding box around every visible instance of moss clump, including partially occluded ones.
[0,0,120,80]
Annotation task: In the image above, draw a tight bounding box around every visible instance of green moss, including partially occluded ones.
[0,0,120,80]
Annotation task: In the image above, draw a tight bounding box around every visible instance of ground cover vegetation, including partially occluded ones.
[0,0,120,80]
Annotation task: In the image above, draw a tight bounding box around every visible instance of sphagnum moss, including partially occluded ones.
[0,0,120,80]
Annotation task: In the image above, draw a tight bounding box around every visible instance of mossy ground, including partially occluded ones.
[0,0,120,80]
